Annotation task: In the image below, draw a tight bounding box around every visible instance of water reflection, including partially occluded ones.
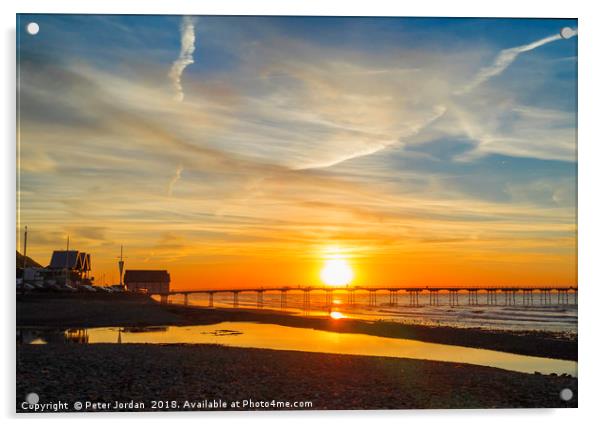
[17,327,168,345]
[122,326,168,333]
[17,322,577,376]
[65,329,89,344]
[17,328,90,345]
[199,329,243,336]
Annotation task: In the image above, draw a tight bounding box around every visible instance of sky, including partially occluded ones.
[16,15,577,288]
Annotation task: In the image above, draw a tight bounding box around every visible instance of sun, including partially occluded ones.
[320,259,353,286]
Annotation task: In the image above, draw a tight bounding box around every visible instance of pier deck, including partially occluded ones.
[150,286,577,309]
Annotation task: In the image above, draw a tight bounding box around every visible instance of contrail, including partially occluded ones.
[169,16,196,101]
[167,164,183,196]
[458,28,577,94]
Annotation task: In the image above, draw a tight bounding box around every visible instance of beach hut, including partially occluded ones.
[123,270,170,294]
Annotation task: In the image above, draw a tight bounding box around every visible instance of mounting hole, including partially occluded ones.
[560,388,573,401]
[26,22,39,36]
[26,392,39,404]
[560,27,576,39]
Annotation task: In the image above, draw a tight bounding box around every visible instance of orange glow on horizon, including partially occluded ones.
[22,235,577,290]
[16,17,577,294]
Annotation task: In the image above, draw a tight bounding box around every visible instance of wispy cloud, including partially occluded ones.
[457,28,577,94]
[168,16,196,101]
[167,164,183,196]
[17,16,577,286]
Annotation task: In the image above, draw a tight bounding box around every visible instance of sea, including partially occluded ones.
[164,289,578,336]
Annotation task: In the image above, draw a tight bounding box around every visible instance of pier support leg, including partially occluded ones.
[184,294,189,306]
[408,290,420,307]
[557,289,569,305]
[232,292,239,308]
[468,290,478,306]
[506,290,516,305]
[280,291,287,309]
[303,290,310,315]
[449,290,458,307]
[556,290,569,305]
[429,291,439,306]
[326,290,333,306]
[368,290,377,307]
[160,294,168,304]
[208,292,214,307]
[389,290,398,306]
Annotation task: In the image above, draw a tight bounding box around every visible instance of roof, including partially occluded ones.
[124,270,170,283]
[16,251,42,269]
[48,251,91,271]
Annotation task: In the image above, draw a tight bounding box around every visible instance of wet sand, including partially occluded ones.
[17,293,577,360]
[16,343,577,411]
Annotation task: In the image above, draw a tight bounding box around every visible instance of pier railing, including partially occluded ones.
[150,285,577,310]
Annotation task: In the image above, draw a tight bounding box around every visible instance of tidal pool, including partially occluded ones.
[18,321,577,376]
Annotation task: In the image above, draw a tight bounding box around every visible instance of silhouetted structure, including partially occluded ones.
[47,250,92,285]
[124,270,170,294]
[150,285,578,312]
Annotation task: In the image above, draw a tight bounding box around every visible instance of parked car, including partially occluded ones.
[22,283,36,291]
[61,284,78,292]
[80,284,97,292]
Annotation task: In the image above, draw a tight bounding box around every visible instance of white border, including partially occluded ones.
[3,1,601,426]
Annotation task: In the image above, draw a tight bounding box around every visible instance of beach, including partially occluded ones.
[17,293,578,360]
[16,293,578,410]
[17,343,576,411]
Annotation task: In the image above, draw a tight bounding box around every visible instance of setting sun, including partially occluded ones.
[320,259,354,286]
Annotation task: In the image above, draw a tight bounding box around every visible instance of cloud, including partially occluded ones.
[168,16,196,101]
[457,28,577,94]
[167,164,183,196]
[17,17,577,286]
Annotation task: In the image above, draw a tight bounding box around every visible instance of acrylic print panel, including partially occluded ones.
[16,14,577,412]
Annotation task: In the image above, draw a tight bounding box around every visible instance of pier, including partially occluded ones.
[150,285,578,311]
